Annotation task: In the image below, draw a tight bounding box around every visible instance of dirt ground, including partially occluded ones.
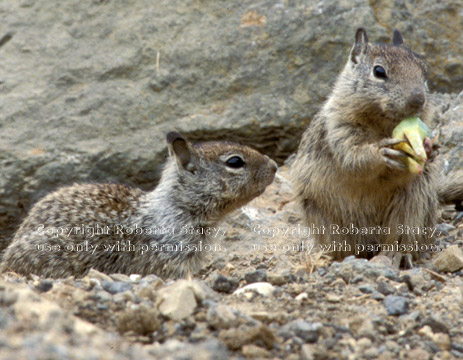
[0,166,462,360]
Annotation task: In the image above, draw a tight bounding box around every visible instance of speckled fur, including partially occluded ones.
[1,134,277,278]
[438,171,463,209]
[290,29,442,260]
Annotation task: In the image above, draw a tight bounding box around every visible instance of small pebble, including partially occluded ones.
[157,281,197,321]
[371,291,385,301]
[377,281,394,296]
[363,347,379,358]
[295,292,308,301]
[384,295,408,316]
[35,280,53,293]
[432,244,463,273]
[233,282,275,297]
[244,269,267,284]
[242,344,270,358]
[109,274,131,282]
[113,291,136,304]
[290,320,321,343]
[129,274,142,282]
[300,344,315,360]
[268,269,293,285]
[206,304,238,330]
[359,284,374,294]
[433,332,451,351]
[87,269,113,283]
[326,293,341,303]
[211,274,239,294]
[407,347,431,360]
[101,281,132,295]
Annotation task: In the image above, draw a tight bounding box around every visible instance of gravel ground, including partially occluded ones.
[0,166,462,360]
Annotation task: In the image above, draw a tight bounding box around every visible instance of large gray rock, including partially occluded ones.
[368,0,463,92]
[0,0,462,246]
[437,91,463,174]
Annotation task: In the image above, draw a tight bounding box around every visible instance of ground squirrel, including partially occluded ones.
[0,132,277,278]
[290,28,462,265]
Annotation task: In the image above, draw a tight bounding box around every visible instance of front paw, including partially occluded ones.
[378,250,414,269]
[379,138,408,170]
[424,137,440,162]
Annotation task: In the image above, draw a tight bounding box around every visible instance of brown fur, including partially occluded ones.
[0,132,277,278]
[438,171,463,210]
[290,28,444,261]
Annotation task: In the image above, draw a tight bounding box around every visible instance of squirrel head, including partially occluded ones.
[165,131,277,221]
[339,28,429,123]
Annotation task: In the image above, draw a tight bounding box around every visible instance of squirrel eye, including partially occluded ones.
[373,65,387,79]
[225,156,245,168]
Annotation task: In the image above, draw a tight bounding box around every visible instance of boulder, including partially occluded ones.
[1,0,462,247]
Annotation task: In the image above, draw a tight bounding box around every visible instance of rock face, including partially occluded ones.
[0,0,462,245]
[437,92,463,174]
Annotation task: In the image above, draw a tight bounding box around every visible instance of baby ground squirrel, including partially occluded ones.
[0,132,277,278]
[290,28,463,265]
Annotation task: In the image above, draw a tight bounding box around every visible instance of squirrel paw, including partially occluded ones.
[380,250,414,269]
[424,137,440,162]
[379,138,408,170]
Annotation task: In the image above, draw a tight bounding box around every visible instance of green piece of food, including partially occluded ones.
[392,117,431,174]
[392,116,431,162]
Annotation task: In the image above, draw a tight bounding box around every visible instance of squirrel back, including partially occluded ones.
[438,171,463,210]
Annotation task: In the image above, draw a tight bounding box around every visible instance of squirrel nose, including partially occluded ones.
[271,161,278,173]
[265,155,278,173]
[408,88,425,109]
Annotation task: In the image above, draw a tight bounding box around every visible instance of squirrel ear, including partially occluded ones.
[166,131,196,172]
[392,29,404,46]
[350,28,369,64]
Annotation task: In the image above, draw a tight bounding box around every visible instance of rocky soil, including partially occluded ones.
[1,1,463,359]
[0,166,462,360]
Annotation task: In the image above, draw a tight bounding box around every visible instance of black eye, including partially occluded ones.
[373,65,387,79]
[226,156,245,168]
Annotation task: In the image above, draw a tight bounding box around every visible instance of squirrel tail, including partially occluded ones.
[438,170,463,211]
